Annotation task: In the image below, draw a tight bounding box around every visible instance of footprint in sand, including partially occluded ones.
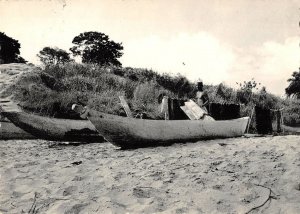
[63,186,78,196]
[64,203,88,214]
[133,187,152,198]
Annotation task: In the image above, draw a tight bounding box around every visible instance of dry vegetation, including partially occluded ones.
[2,63,300,126]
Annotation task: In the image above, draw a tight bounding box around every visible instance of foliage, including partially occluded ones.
[37,47,73,66]
[4,63,136,117]
[252,89,280,109]
[4,63,300,126]
[281,98,300,127]
[112,67,196,98]
[236,78,261,104]
[285,68,300,98]
[0,32,26,64]
[70,31,123,67]
[157,74,194,99]
[132,81,169,119]
[211,83,237,104]
[4,63,195,119]
[236,78,260,91]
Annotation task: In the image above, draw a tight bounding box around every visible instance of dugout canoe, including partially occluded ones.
[1,111,104,142]
[282,125,300,135]
[0,120,36,140]
[75,106,250,148]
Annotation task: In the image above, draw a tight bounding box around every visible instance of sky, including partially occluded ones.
[0,0,299,95]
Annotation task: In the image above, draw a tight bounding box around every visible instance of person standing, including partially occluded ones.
[195,79,209,114]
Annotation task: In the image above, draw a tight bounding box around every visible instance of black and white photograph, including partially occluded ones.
[0,0,300,213]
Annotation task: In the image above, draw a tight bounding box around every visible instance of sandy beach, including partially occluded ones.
[0,136,299,214]
[1,1,300,212]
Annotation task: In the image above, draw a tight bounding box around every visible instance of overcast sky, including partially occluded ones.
[0,0,299,95]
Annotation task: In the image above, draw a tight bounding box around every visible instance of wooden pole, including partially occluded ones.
[119,96,133,118]
[165,96,170,120]
[276,110,282,133]
[161,96,169,120]
[280,110,285,134]
[246,107,255,134]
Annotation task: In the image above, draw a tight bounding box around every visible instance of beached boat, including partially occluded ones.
[0,120,36,140]
[282,125,300,135]
[1,111,104,142]
[74,106,249,148]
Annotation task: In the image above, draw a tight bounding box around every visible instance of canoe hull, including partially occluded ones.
[87,109,249,148]
[2,112,104,142]
[0,121,36,140]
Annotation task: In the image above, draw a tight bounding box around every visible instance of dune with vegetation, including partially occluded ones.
[1,63,300,128]
[1,63,300,214]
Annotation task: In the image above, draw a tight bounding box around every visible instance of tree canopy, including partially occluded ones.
[286,68,300,98]
[70,31,123,67]
[0,32,26,64]
[37,47,73,66]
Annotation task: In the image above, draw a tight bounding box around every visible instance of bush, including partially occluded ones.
[132,81,166,119]
[4,62,300,126]
[208,83,237,104]
[252,91,280,109]
[281,98,300,127]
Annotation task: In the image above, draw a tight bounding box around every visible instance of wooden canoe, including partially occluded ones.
[1,111,104,142]
[80,108,249,148]
[282,125,300,135]
[0,120,36,140]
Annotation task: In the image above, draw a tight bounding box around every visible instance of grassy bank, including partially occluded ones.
[2,63,181,119]
[2,63,300,126]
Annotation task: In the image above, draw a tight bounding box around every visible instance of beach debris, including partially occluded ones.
[295,183,300,191]
[26,193,71,214]
[245,184,279,214]
[71,161,82,166]
[28,192,38,214]
[136,156,151,163]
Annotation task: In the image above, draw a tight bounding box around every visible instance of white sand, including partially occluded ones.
[0,136,300,213]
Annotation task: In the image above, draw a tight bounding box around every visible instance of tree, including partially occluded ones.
[286,68,300,98]
[37,47,73,66]
[0,32,26,64]
[70,31,123,67]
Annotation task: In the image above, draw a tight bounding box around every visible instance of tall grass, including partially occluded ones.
[3,62,300,125]
[281,98,300,126]
[4,63,196,118]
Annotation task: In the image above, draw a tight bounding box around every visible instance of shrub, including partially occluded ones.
[132,81,165,119]
[281,98,300,127]
[209,83,237,104]
[4,62,299,126]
